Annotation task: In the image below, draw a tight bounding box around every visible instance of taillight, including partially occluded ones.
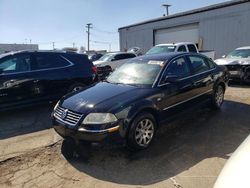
[91,66,97,74]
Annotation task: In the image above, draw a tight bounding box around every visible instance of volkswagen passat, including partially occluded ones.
[52,52,228,151]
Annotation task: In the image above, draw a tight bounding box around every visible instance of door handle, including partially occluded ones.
[33,80,39,83]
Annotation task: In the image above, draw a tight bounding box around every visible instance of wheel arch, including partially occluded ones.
[125,106,159,137]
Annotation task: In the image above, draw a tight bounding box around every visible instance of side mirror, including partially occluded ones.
[222,55,226,58]
[164,75,179,83]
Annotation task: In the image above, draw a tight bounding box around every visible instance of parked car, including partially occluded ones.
[93,52,136,65]
[88,53,103,62]
[214,134,250,188]
[146,42,216,60]
[95,52,136,80]
[127,47,143,56]
[0,50,97,110]
[52,52,228,157]
[215,46,250,82]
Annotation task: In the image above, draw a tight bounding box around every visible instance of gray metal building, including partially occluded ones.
[0,43,39,54]
[118,0,250,58]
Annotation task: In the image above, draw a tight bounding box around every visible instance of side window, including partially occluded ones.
[0,54,31,74]
[161,57,190,83]
[206,58,216,69]
[188,56,210,74]
[126,54,136,58]
[34,53,70,70]
[177,45,187,52]
[114,54,125,60]
[187,44,198,53]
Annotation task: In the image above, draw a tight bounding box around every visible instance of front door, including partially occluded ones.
[157,56,194,121]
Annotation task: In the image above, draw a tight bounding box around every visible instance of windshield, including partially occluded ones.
[146,45,176,55]
[98,53,114,61]
[107,59,164,86]
[226,49,250,58]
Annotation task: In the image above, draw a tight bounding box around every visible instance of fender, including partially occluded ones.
[115,99,160,137]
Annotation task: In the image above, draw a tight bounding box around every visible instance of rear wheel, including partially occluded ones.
[211,85,225,109]
[127,112,156,150]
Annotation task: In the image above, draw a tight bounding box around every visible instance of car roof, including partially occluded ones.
[236,46,250,50]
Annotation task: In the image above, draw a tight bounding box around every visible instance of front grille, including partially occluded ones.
[54,106,83,126]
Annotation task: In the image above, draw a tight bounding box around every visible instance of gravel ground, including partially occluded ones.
[0,84,250,188]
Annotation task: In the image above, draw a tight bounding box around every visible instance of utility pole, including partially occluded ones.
[73,42,75,48]
[86,23,93,52]
[162,4,171,16]
[109,43,111,52]
[52,42,55,50]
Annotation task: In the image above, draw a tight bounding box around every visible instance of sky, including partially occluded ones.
[0,0,228,51]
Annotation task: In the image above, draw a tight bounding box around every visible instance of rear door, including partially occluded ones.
[186,55,215,96]
[31,52,73,100]
[0,53,34,106]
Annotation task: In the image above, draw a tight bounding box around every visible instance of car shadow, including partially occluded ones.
[0,103,54,139]
[68,100,250,185]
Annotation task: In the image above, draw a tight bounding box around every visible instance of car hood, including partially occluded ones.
[215,57,250,65]
[60,82,153,114]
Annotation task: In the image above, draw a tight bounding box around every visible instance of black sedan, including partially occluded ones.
[53,52,228,152]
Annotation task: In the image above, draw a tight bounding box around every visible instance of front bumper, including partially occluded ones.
[225,65,250,81]
[53,118,123,142]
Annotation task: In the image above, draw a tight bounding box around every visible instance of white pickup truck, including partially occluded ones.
[146,42,215,60]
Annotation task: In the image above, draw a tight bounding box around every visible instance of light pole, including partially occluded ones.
[162,4,171,16]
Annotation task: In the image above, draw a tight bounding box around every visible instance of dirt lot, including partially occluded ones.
[0,84,250,188]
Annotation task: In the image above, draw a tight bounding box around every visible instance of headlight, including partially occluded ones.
[82,113,117,124]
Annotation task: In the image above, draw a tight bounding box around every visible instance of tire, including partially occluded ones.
[68,83,85,93]
[211,84,225,109]
[61,138,77,160]
[127,112,156,150]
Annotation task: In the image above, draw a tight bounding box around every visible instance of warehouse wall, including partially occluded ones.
[119,1,250,58]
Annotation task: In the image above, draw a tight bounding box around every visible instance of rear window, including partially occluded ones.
[34,53,70,70]
[64,54,93,66]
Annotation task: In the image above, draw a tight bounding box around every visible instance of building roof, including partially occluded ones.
[118,0,250,30]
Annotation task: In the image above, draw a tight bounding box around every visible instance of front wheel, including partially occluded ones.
[211,85,225,109]
[127,112,156,150]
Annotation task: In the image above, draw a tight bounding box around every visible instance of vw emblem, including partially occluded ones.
[61,109,68,119]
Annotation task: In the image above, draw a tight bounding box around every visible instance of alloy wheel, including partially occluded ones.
[215,86,224,106]
[135,118,154,147]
